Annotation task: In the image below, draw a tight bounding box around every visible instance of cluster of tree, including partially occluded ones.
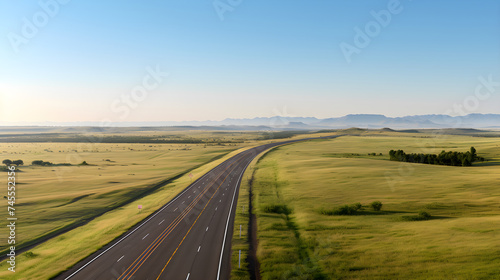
[401,211,432,221]
[389,147,484,167]
[30,160,77,167]
[2,159,24,166]
[32,160,54,166]
[321,201,383,216]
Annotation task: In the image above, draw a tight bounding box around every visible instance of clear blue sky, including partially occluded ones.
[1,0,499,123]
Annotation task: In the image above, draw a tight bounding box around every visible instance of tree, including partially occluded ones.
[353,202,362,210]
[371,201,383,211]
[418,211,431,220]
[390,148,481,167]
[470,146,477,161]
[12,160,24,166]
[2,159,12,166]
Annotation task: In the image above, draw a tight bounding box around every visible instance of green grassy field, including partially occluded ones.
[0,129,327,255]
[251,134,500,279]
[0,129,324,279]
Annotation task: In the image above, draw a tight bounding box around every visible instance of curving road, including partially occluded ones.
[57,137,337,280]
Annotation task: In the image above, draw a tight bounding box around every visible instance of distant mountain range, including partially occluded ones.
[1,114,500,130]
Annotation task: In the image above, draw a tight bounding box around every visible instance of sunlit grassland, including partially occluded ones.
[0,141,241,254]
[252,135,500,279]
[0,129,329,255]
[0,129,326,280]
[0,143,261,280]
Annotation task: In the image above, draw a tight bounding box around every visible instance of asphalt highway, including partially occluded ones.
[57,137,337,280]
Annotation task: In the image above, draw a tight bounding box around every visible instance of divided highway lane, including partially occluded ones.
[58,136,338,280]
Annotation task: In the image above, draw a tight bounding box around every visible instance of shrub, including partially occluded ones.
[334,205,358,215]
[263,204,292,215]
[418,211,431,219]
[371,201,383,211]
[25,251,37,258]
[322,203,362,216]
[32,160,53,166]
[401,211,432,221]
[79,161,89,166]
[2,159,12,166]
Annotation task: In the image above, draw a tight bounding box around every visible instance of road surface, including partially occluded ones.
[57,137,336,280]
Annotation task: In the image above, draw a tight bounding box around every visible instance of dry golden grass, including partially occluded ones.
[0,142,240,255]
[0,143,259,280]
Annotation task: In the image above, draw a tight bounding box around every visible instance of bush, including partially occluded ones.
[2,159,12,166]
[263,204,292,215]
[32,160,53,166]
[334,205,358,215]
[401,211,432,221]
[25,251,37,258]
[353,202,362,210]
[321,203,363,216]
[79,161,89,166]
[418,211,431,219]
[370,201,383,211]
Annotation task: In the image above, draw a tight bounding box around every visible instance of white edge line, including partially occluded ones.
[65,141,331,280]
[64,170,212,280]
[216,156,252,280]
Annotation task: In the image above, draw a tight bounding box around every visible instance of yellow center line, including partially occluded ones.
[118,153,247,280]
[154,153,246,280]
